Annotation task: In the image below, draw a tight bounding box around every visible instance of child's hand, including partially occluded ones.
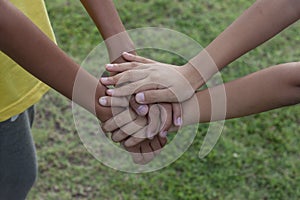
[124,135,167,165]
[102,103,173,146]
[100,52,203,104]
[101,105,172,164]
[100,94,182,144]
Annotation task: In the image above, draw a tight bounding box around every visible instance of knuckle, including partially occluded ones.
[112,75,120,83]
[111,133,120,142]
[102,121,112,132]
[133,133,144,142]
[132,62,139,67]
[124,71,133,80]
[128,138,140,146]
[113,131,127,142]
[113,115,124,127]
[128,84,137,93]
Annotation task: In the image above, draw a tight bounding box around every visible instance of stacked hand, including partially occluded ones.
[98,95,174,165]
[97,54,181,165]
[101,52,202,103]
[98,52,203,164]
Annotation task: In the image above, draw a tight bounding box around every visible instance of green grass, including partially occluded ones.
[28,0,300,199]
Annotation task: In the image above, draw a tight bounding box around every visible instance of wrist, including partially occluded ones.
[181,94,200,126]
[186,49,219,86]
[181,63,204,91]
[105,31,136,63]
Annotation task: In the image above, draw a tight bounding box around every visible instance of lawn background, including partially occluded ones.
[28,0,300,199]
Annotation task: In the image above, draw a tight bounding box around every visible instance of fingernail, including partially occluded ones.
[101,77,109,83]
[175,117,182,126]
[107,89,114,95]
[122,52,131,56]
[106,64,114,69]
[160,131,168,138]
[137,105,148,115]
[99,97,107,106]
[136,93,145,103]
[147,131,154,139]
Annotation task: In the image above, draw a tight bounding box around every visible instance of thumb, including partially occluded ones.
[135,89,178,104]
[122,52,156,64]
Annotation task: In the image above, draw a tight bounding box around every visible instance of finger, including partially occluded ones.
[129,96,149,116]
[111,116,147,142]
[100,120,111,138]
[135,89,178,104]
[101,70,147,86]
[99,107,124,133]
[102,109,136,132]
[140,141,155,165]
[149,136,163,156]
[100,73,122,85]
[107,81,159,97]
[146,104,161,139]
[124,127,147,147]
[111,129,129,143]
[158,135,168,147]
[99,96,129,107]
[105,62,145,73]
[120,116,147,136]
[172,103,182,127]
[158,103,172,137]
[167,126,179,132]
[124,144,144,164]
[122,52,156,64]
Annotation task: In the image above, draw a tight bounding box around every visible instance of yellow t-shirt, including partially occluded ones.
[0,0,56,122]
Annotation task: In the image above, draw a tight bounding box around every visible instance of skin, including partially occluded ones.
[80,0,176,140]
[101,0,300,104]
[102,55,300,146]
[182,62,300,124]
[0,0,166,164]
[80,0,134,64]
[99,0,300,146]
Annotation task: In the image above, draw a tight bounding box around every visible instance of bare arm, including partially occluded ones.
[0,0,166,164]
[0,0,110,121]
[182,62,300,124]
[80,0,135,63]
[189,0,300,88]
[99,0,300,104]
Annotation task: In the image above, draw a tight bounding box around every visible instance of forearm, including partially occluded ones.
[0,0,111,121]
[80,0,135,62]
[182,62,300,124]
[188,0,300,87]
